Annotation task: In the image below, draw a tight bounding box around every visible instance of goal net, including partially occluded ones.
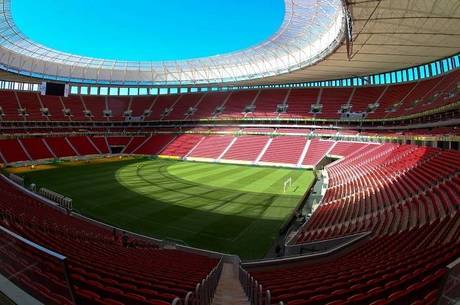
[283,177,292,193]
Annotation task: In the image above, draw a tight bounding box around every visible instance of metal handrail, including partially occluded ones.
[0,225,77,305]
[178,257,223,305]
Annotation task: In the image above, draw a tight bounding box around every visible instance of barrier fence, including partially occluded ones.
[8,173,24,186]
[172,258,223,305]
[38,187,73,211]
[0,225,76,305]
[438,257,460,305]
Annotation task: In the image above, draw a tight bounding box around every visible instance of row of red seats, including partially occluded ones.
[188,135,234,159]
[2,132,456,181]
[0,134,178,163]
[1,123,458,141]
[302,139,335,167]
[0,70,457,121]
[245,218,459,305]
[0,177,219,305]
[242,143,460,305]
[260,137,307,165]
[297,144,460,242]
[0,134,380,171]
[0,136,106,163]
[222,136,269,162]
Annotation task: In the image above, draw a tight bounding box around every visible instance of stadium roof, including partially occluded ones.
[0,0,346,85]
[251,0,460,86]
[0,0,458,87]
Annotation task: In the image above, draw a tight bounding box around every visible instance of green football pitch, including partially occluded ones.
[18,158,315,259]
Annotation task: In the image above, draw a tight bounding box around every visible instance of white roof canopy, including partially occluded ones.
[0,0,346,85]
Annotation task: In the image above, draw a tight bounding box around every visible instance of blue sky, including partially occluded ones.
[11,0,284,61]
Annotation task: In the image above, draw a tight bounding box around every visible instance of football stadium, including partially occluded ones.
[0,0,459,304]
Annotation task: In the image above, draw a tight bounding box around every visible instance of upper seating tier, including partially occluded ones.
[0,70,456,122]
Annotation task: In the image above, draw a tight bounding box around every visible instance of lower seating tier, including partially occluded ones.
[0,177,219,305]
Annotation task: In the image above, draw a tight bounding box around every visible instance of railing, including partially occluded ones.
[0,225,77,305]
[2,174,227,305]
[0,221,224,305]
[0,173,228,305]
[8,173,24,186]
[240,266,275,305]
[438,257,460,305]
[283,231,371,257]
[38,187,73,211]
[172,258,223,305]
[1,122,459,147]
[6,171,231,262]
[239,231,372,305]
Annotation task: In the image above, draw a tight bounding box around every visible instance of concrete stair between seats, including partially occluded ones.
[211,263,250,305]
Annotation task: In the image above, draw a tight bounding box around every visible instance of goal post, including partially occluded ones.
[283,177,292,193]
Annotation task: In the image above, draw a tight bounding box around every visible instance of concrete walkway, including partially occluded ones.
[211,263,251,305]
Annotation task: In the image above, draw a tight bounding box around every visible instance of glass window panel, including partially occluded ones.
[129,88,139,96]
[408,69,413,81]
[442,59,449,72]
[431,62,438,75]
[99,87,109,95]
[419,66,425,78]
[109,87,118,96]
[119,88,129,96]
